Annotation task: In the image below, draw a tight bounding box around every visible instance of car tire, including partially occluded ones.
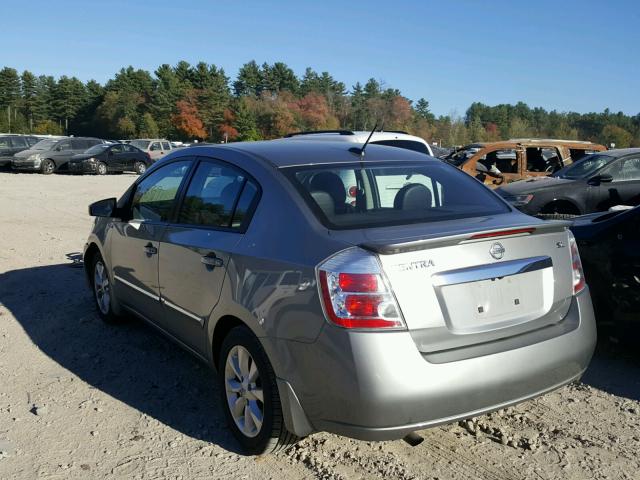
[134,162,147,175]
[96,162,108,175]
[90,253,121,324]
[41,159,55,175]
[536,213,578,220]
[218,326,298,455]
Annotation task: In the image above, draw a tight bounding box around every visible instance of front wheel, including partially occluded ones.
[41,159,55,175]
[218,326,298,455]
[96,162,108,175]
[91,254,121,323]
[134,161,147,175]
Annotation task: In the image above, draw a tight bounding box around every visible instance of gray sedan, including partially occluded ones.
[84,141,596,454]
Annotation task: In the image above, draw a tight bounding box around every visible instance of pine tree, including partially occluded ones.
[234,60,262,97]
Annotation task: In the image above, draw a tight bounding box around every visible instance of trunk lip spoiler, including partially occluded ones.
[359,221,571,255]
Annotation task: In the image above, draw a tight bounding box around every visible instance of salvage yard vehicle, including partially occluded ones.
[67,142,153,175]
[130,138,173,160]
[0,134,41,168]
[83,140,596,454]
[12,137,105,174]
[445,139,606,188]
[283,129,435,156]
[497,148,640,217]
[570,205,640,340]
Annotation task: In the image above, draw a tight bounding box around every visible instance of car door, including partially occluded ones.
[161,141,172,157]
[109,159,193,321]
[157,158,260,354]
[590,155,640,211]
[108,144,125,171]
[122,144,138,170]
[52,139,73,166]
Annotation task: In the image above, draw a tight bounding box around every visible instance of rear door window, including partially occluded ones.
[177,160,259,229]
[162,141,171,150]
[285,161,510,229]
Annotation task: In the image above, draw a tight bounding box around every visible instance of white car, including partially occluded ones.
[283,130,434,156]
[129,139,173,160]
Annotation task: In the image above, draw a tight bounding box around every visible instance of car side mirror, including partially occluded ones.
[587,174,613,186]
[89,198,117,217]
[55,146,62,152]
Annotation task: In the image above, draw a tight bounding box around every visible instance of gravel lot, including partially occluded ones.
[1,171,639,480]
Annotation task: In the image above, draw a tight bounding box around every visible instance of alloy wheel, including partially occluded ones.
[224,345,264,438]
[93,260,110,315]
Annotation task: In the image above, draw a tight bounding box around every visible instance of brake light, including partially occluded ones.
[568,232,586,294]
[318,248,405,330]
[469,228,535,240]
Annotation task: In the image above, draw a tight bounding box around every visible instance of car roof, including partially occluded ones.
[283,130,428,144]
[594,148,640,158]
[178,140,437,168]
[463,139,605,149]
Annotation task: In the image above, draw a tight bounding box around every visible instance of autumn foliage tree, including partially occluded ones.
[172,99,206,139]
[1,60,639,147]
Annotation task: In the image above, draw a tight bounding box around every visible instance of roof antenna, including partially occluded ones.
[350,122,378,159]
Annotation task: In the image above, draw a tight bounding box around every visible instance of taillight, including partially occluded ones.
[568,231,585,294]
[317,248,405,330]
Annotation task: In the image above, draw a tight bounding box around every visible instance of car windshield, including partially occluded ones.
[444,145,482,166]
[284,161,510,230]
[130,140,150,150]
[554,154,612,179]
[30,139,58,150]
[85,144,110,154]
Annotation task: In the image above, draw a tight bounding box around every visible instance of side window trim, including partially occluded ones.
[170,155,261,233]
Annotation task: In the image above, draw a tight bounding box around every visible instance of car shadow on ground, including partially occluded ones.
[2,260,640,456]
[582,340,640,402]
[0,260,244,454]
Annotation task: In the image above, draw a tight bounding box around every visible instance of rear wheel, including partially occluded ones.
[134,161,147,175]
[218,326,297,455]
[96,162,108,175]
[41,159,55,175]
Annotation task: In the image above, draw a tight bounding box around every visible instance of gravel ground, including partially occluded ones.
[0,171,639,480]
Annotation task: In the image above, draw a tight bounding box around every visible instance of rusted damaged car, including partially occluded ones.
[444,139,606,188]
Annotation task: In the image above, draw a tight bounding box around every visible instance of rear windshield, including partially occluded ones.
[130,140,150,150]
[284,161,510,229]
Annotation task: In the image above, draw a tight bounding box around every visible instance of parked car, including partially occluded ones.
[570,206,639,339]
[129,138,173,160]
[283,129,435,156]
[445,139,606,188]
[0,134,41,168]
[84,141,595,454]
[68,143,152,175]
[497,148,640,217]
[12,137,105,174]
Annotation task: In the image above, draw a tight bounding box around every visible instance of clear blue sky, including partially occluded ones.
[3,0,639,116]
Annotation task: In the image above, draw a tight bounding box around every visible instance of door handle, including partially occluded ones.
[201,253,224,268]
[144,243,158,255]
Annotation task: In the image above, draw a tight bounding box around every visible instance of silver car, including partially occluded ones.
[84,141,596,454]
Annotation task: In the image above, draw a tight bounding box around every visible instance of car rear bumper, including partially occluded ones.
[274,288,596,440]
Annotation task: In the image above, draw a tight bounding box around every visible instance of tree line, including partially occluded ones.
[0,61,639,148]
